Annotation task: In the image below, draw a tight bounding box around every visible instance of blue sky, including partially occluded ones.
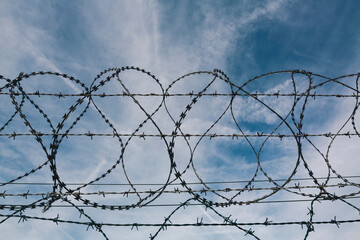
[1,1,360,239]
[1,1,360,77]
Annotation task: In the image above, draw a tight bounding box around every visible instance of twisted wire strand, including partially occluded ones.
[1,68,360,239]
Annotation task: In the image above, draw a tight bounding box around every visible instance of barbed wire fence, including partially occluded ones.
[0,67,360,239]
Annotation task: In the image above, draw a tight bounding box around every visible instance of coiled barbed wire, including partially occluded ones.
[0,67,360,239]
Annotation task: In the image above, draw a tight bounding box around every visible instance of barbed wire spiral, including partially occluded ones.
[0,67,360,239]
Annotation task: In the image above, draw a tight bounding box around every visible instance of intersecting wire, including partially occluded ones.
[0,68,360,239]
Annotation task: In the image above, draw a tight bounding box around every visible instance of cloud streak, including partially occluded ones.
[1,1,360,239]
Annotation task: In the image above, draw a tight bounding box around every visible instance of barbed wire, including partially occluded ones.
[3,175,360,185]
[0,132,358,138]
[0,67,360,239]
[0,182,358,198]
[1,91,358,97]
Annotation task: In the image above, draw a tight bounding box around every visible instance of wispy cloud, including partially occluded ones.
[1,0,360,239]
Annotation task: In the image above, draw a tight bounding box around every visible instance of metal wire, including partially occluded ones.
[0,67,360,239]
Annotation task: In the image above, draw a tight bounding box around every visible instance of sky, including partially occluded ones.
[1,0,360,239]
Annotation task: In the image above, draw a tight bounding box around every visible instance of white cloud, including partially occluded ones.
[1,1,359,240]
